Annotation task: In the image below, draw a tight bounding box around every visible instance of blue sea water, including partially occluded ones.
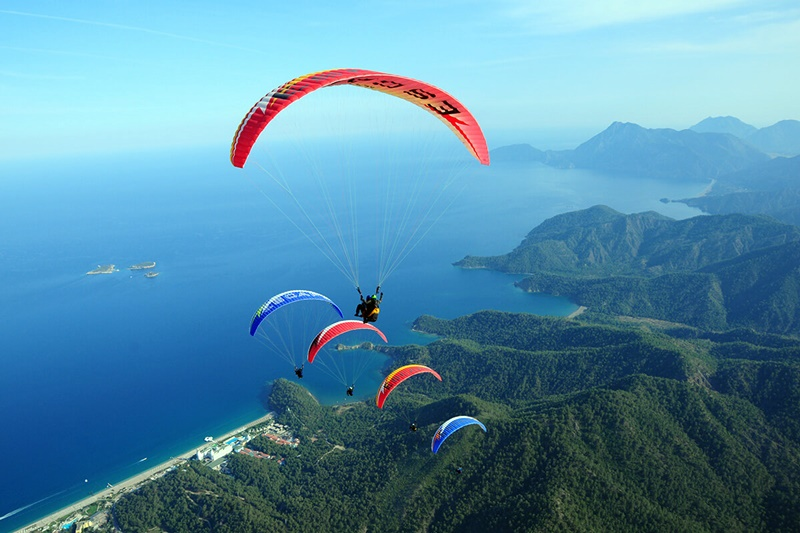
[0,148,705,532]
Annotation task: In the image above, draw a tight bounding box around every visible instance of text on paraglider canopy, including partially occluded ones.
[426,100,460,116]
[343,77,462,116]
[403,88,436,100]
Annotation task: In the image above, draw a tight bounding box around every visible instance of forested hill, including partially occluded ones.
[113,311,800,532]
[455,205,800,277]
[456,206,800,335]
[680,188,800,228]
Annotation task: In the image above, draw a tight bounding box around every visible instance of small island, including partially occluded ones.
[129,261,156,270]
[86,264,117,275]
[144,272,159,278]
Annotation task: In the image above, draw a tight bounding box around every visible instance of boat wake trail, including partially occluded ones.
[0,490,66,521]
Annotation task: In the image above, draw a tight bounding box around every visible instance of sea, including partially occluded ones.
[0,145,705,532]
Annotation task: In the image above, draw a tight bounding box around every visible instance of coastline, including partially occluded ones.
[17,412,275,533]
[566,305,587,319]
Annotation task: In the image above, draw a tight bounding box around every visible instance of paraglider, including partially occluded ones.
[355,286,383,323]
[250,290,343,337]
[307,320,388,363]
[230,68,490,169]
[376,364,442,409]
[306,320,388,397]
[230,68,490,290]
[431,416,487,454]
[249,290,343,374]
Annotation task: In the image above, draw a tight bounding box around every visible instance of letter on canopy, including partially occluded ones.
[307,320,388,363]
[250,290,343,336]
[376,364,442,408]
[230,68,490,168]
[431,416,487,454]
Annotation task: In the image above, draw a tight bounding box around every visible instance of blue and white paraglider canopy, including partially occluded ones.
[431,415,487,454]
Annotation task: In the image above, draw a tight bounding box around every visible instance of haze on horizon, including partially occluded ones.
[1,0,799,161]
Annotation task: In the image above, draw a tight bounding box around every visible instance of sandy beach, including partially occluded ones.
[17,412,275,532]
[566,305,587,319]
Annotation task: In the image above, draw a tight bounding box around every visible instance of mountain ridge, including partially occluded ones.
[456,206,800,334]
[111,309,800,532]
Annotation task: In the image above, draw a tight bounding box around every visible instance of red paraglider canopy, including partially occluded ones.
[307,320,388,363]
[230,68,489,168]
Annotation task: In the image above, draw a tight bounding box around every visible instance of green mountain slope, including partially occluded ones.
[112,311,800,532]
[516,271,729,330]
[701,241,800,334]
[455,205,800,277]
[680,189,800,227]
[457,207,800,334]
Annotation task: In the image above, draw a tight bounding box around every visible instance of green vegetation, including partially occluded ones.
[455,205,800,277]
[110,205,800,531]
[458,206,800,335]
[681,189,800,228]
[113,310,800,532]
[517,271,729,330]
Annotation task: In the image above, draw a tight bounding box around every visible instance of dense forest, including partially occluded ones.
[455,205,800,277]
[112,311,800,532]
[457,206,800,335]
[108,183,800,531]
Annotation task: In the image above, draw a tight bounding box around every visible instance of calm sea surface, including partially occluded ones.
[0,148,704,531]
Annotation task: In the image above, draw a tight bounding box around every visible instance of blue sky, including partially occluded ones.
[1,0,798,160]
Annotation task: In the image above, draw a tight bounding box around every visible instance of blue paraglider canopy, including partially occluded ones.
[250,289,343,336]
[431,416,487,454]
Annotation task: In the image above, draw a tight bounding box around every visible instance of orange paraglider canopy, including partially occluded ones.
[376,364,442,408]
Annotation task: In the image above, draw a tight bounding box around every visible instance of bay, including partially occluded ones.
[0,148,704,532]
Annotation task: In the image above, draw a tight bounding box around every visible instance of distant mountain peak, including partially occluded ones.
[569,122,767,180]
[746,120,800,156]
[689,117,800,155]
[691,116,757,138]
[608,121,640,129]
[602,121,646,136]
[491,118,799,176]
